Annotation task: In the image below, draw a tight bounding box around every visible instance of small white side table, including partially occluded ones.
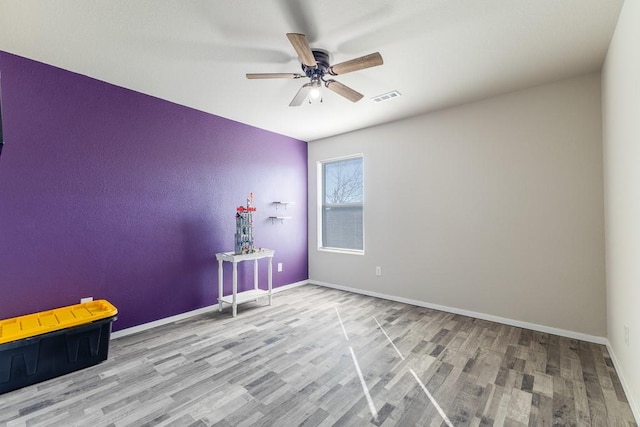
[215,249,274,317]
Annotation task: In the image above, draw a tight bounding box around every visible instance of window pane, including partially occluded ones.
[323,157,363,205]
[321,156,363,251]
[322,205,363,250]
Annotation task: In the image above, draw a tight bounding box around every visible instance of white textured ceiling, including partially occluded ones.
[0,0,624,141]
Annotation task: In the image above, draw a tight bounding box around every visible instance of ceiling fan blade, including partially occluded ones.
[325,80,364,103]
[329,52,383,75]
[246,73,303,79]
[280,0,319,44]
[289,83,312,107]
[286,33,317,67]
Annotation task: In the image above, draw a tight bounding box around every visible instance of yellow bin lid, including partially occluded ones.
[0,300,118,344]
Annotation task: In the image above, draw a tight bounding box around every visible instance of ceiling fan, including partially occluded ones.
[246,33,384,106]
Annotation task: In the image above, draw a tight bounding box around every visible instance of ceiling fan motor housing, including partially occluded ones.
[302,49,330,79]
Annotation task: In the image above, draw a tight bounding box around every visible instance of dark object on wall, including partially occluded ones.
[0,86,4,157]
[0,72,4,158]
[0,300,118,394]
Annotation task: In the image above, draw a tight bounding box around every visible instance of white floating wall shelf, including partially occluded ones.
[268,216,293,224]
[273,202,294,210]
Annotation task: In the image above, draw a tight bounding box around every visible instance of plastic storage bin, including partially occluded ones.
[0,299,118,394]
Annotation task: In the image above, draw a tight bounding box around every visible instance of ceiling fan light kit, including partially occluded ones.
[246,33,384,107]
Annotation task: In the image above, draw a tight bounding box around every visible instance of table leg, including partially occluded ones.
[268,257,273,306]
[217,259,223,312]
[232,261,238,317]
[251,258,257,302]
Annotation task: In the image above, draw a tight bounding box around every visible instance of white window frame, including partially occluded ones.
[317,154,365,255]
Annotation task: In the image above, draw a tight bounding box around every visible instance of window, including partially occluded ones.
[320,155,364,252]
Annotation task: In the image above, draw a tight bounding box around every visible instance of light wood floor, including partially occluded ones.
[0,285,636,426]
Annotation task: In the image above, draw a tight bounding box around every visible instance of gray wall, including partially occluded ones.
[308,73,606,338]
[603,0,640,418]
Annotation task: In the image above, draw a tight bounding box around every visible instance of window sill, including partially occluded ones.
[318,247,365,256]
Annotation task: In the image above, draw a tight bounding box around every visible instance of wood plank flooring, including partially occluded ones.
[0,285,636,426]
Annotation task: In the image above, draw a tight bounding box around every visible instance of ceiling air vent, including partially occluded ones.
[371,90,401,103]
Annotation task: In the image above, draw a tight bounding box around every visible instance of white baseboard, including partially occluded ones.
[111,305,218,339]
[606,342,640,423]
[111,280,308,339]
[271,280,308,293]
[309,280,608,345]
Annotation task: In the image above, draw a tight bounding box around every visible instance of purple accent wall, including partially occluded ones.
[0,52,308,331]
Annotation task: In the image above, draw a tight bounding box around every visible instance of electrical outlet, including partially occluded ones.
[277,262,283,272]
[624,324,629,346]
[80,297,93,304]
[375,266,382,276]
